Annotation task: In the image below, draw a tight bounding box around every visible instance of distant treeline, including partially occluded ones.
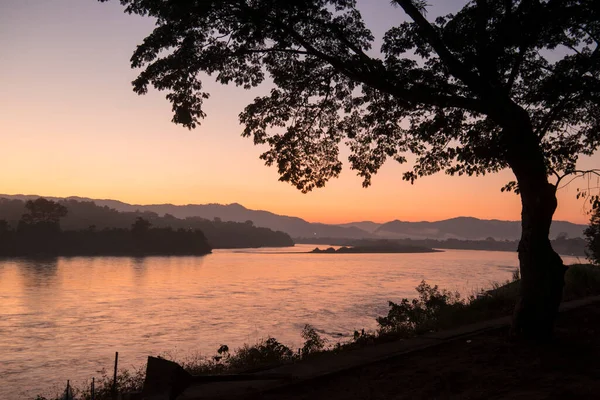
[0,198,212,256]
[0,198,294,249]
[295,236,588,257]
[0,221,212,257]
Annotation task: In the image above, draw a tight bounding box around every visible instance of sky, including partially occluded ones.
[0,0,597,224]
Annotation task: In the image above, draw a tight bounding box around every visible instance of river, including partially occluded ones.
[0,245,582,398]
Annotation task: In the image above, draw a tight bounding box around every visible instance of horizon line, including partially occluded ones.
[0,193,587,226]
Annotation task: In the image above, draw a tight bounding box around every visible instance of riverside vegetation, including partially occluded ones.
[0,197,293,256]
[34,263,600,400]
[0,198,211,257]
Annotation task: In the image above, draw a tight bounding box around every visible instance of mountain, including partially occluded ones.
[376,217,586,241]
[336,221,382,233]
[0,195,371,239]
[0,194,587,240]
[0,197,294,249]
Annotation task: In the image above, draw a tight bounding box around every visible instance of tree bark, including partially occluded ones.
[502,107,567,341]
[510,180,567,340]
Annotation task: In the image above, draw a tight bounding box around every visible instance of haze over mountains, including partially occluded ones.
[1,194,587,241]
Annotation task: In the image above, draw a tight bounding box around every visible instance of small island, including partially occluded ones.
[310,245,441,254]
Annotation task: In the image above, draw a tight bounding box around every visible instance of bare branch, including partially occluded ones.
[557,169,600,189]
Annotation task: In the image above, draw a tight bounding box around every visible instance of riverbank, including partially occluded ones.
[256,299,600,400]
[137,264,600,400]
[172,265,600,399]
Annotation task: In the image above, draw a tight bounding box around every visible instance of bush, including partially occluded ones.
[377,281,467,336]
[564,264,600,300]
[226,337,296,371]
[300,325,326,356]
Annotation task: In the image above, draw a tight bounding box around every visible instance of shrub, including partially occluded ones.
[564,264,600,300]
[300,324,326,356]
[376,281,466,336]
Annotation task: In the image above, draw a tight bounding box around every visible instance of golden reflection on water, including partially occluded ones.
[0,246,581,398]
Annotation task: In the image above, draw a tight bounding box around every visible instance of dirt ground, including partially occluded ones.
[253,303,600,400]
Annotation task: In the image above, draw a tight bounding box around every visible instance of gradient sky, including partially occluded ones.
[1,0,598,224]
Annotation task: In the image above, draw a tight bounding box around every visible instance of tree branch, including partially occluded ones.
[557,169,600,189]
[270,18,488,113]
[236,47,310,56]
[475,0,497,83]
[393,0,484,93]
[506,46,526,94]
[535,96,576,138]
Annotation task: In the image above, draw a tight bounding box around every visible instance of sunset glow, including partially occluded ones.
[0,0,596,224]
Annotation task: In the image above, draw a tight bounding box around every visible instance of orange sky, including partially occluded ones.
[0,0,597,225]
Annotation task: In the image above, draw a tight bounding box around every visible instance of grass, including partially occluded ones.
[35,263,600,400]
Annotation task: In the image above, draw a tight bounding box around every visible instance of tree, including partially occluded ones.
[584,207,600,265]
[103,0,600,340]
[131,217,152,235]
[0,219,9,234]
[19,198,68,231]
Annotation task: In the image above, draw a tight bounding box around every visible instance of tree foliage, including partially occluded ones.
[102,0,600,192]
[585,207,600,264]
[20,198,68,227]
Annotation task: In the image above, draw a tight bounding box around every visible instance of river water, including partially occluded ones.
[0,245,582,398]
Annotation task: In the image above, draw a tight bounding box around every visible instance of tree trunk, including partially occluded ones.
[510,181,567,341]
[503,108,567,341]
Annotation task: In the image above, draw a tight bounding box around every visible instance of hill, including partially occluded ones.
[0,197,293,249]
[0,194,587,241]
[375,216,586,241]
[0,194,371,239]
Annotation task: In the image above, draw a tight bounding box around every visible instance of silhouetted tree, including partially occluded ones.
[0,219,9,233]
[0,198,294,250]
[584,208,600,265]
[131,217,152,236]
[19,198,68,233]
[101,0,600,340]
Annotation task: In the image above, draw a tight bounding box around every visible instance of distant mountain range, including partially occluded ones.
[371,217,586,241]
[0,194,587,241]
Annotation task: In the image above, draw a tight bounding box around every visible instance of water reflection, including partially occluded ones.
[18,257,59,289]
[131,257,148,281]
